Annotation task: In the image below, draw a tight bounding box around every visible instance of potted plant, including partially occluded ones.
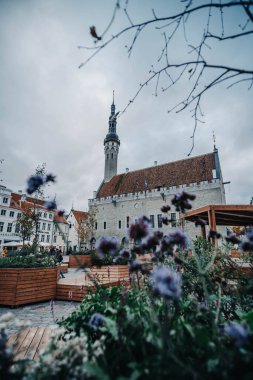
[0,253,58,306]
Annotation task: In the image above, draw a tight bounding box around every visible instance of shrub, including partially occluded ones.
[0,252,56,268]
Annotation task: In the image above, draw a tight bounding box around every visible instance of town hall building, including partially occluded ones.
[88,98,226,244]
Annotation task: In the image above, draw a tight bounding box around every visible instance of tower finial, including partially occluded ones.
[213,131,217,150]
[112,90,115,105]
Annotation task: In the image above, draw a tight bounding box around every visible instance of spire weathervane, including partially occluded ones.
[213,131,217,150]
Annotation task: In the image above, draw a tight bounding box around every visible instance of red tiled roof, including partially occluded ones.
[72,210,88,225]
[12,193,45,207]
[97,152,216,198]
[54,213,68,224]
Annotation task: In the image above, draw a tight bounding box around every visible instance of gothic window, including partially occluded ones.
[171,213,177,227]
[157,214,162,228]
[149,215,155,228]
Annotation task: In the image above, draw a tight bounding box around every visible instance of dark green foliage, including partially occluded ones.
[70,250,94,256]
[0,252,56,268]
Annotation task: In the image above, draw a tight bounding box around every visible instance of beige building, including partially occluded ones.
[89,100,226,245]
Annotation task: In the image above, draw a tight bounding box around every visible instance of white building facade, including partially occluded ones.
[88,100,226,245]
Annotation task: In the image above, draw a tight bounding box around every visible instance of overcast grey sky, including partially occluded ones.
[0,0,252,211]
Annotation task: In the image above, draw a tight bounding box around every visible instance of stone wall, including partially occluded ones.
[89,179,226,244]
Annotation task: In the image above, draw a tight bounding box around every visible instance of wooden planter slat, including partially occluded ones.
[69,255,92,268]
[0,267,58,306]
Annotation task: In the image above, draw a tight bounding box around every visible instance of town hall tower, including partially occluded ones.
[104,93,120,182]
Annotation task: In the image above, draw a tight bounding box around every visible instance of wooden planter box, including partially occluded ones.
[69,255,92,268]
[0,267,58,306]
[90,265,129,283]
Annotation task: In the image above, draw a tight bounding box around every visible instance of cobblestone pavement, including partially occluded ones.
[0,300,80,335]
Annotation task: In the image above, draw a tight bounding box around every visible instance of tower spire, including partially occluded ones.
[213,131,217,150]
[104,96,120,182]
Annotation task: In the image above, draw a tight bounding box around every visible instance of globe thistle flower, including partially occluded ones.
[225,232,240,245]
[45,174,56,183]
[129,217,150,242]
[96,237,119,257]
[241,229,253,251]
[161,205,171,213]
[224,321,250,347]
[44,200,57,210]
[88,313,105,330]
[27,175,44,194]
[171,191,196,213]
[162,217,170,225]
[169,230,188,248]
[129,259,142,273]
[57,209,65,217]
[150,266,182,299]
[142,233,160,251]
[208,230,222,239]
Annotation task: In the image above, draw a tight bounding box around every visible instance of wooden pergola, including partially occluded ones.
[185,205,253,242]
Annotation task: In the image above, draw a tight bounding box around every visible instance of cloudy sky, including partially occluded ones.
[0,0,252,211]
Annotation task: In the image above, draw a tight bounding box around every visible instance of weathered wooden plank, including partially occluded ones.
[26,327,46,360]
[34,328,52,359]
[15,327,38,360]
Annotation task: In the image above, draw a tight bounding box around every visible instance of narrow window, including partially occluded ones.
[149,215,154,228]
[3,197,8,204]
[126,216,129,228]
[111,153,113,159]
[118,220,121,229]
[171,213,177,227]
[0,222,4,232]
[15,224,20,233]
[48,223,51,231]
[7,223,12,232]
[157,214,162,228]
[95,222,97,230]
[9,211,15,217]
[41,235,45,242]
[46,235,50,243]
[1,210,6,216]
[104,221,106,230]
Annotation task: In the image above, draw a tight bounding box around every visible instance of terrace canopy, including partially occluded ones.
[185,205,253,241]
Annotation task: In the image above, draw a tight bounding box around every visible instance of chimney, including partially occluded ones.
[93,191,97,198]
[154,161,157,166]
[126,168,129,173]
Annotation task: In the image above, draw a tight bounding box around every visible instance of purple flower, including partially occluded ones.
[27,175,44,194]
[208,230,222,239]
[241,230,253,251]
[162,217,170,225]
[45,174,56,183]
[129,217,150,242]
[129,259,142,272]
[88,313,105,330]
[224,321,250,347]
[171,191,196,213]
[142,234,160,251]
[161,205,171,213]
[151,266,182,299]
[225,232,240,245]
[96,237,119,256]
[44,200,57,210]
